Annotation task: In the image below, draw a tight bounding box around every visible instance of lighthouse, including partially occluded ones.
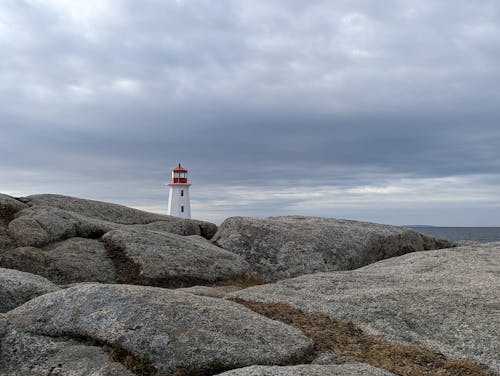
[167,163,192,218]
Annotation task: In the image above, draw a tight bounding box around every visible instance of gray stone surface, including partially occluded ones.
[178,285,242,298]
[102,229,249,286]
[44,238,116,284]
[0,268,59,312]
[0,319,134,375]
[4,283,313,374]
[1,193,222,285]
[0,246,52,279]
[216,364,396,376]
[0,194,27,226]
[7,202,217,247]
[21,194,217,238]
[21,194,181,224]
[8,206,114,247]
[229,242,500,373]
[0,226,13,252]
[0,239,116,284]
[213,216,453,282]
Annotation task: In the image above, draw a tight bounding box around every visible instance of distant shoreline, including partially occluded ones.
[408,226,500,243]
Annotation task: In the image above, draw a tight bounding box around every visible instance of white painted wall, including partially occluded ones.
[167,183,191,218]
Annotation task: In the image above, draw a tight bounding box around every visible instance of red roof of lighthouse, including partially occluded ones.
[172,163,187,172]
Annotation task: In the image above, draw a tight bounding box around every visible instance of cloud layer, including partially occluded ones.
[1,0,500,225]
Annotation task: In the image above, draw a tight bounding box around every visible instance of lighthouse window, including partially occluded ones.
[181,190,184,196]
[181,206,184,213]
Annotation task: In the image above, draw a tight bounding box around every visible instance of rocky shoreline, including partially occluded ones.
[0,193,498,375]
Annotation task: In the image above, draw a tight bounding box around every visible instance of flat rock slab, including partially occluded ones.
[229,242,500,373]
[213,216,453,282]
[102,229,249,286]
[0,319,133,375]
[0,268,59,313]
[216,364,396,375]
[4,283,313,374]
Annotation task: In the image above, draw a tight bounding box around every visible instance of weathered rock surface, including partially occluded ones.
[213,216,454,282]
[0,239,116,284]
[216,363,396,376]
[0,319,134,375]
[0,194,27,226]
[229,242,500,373]
[21,194,185,225]
[8,205,116,247]
[2,193,218,247]
[0,226,13,252]
[4,283,313,374]
[178,285,243,299]
[1,193,221,285]
[0,194,27,250]
[102,229,249,286]
[0,268,59,313]
[20,194,217,238]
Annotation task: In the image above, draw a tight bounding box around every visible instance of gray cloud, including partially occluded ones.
[1,0,500,225]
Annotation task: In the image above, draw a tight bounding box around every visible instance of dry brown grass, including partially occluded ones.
[106,346,157,375]
[232,299,497,376]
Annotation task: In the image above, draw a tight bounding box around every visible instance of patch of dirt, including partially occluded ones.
[231,299,497,376]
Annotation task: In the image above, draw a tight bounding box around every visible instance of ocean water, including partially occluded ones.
[408,226,500,243]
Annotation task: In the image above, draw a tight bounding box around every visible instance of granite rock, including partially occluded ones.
[213,216,454,282]
[102,229,249,286]
[216,364,396,376]
[229,242,500,373]
[20,194,217,238]
[8,206,114,247]
[0,238,116,284]
[0,268,59,313]
[4,283,313,374]
[0,194,27,226]
[177,285,243,299]
[0,319,134,375]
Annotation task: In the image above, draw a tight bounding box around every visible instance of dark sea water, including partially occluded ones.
[408,226,500,243]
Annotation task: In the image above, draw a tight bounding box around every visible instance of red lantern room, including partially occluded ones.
[171,163,188,184]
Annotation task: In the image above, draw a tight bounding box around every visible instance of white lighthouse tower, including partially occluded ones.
[167,163,191,218]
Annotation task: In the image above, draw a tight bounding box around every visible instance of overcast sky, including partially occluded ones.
[1,0,500,225]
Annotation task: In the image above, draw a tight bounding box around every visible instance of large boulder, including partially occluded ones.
[20,194,184,224]
[20,194,217,238]
[216,364,396,376]
[0,226,14,252]
[4,195,217,247]
[102,229,249,286]
[229,242,500,373]
[0,194,27,226]
[0,319,134,375]
[0,239,116,284]
[213,216,454,282]
[0,194,27,250]
[0,268,59,312]
[8,206,115,247]
[4,283,313,374]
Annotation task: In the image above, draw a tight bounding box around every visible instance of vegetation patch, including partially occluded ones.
[106,345,158,375]
[231,299,496,376]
